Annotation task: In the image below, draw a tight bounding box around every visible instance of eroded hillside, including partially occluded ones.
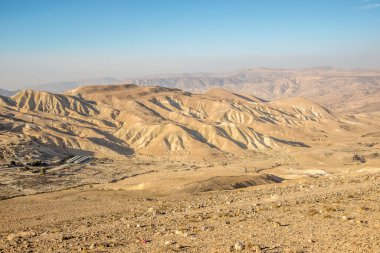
[0,84,347,160]
[0,84,379,199]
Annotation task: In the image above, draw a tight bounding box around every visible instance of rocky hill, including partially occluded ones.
[0,84,348,164]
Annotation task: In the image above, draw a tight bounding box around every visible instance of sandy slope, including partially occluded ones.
[0,171,378,252]
[0,84,346,160]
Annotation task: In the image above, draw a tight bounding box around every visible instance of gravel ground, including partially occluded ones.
[0,172,379,253]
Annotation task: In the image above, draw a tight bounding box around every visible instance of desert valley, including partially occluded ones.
[3,1,380,252]
[0,68,379,252]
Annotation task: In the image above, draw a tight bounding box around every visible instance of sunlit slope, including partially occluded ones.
[0,84,346,161]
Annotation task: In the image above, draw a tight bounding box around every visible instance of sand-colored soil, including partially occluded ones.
[0,84,380,252]
[0,170,379,252]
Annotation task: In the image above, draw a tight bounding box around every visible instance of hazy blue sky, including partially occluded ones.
[0,0,380,89]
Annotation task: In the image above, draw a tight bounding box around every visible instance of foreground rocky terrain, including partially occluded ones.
[0,170,379,253]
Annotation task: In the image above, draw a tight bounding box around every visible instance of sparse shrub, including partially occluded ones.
[20,166,30,171]
[360,206,371,211]
[307,209,319,216]
[26,160,47,167]
[32,160,42,166]
[40,168,46,175]
[325,206,337,212]
[352,154,366,164]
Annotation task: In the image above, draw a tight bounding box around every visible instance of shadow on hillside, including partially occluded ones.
[232,92,267,103]
[264,174,284,183]
[179,125,219,149]
[135,101,166,120]
[272,137,310,147]
[89,137,134,156]
[150,98,173,112]
[61,147,95,156]
[214,126,247,149]
[90,127,126,145]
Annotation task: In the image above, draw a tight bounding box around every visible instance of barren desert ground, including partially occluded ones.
[0,79,380,252]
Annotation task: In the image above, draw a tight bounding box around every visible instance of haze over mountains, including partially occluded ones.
[2,67,380,115]
[125,67,380,114]
[0,77,120,96]
[0,89,16,97]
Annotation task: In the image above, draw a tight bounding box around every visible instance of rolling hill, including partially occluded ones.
[0,84,350,164]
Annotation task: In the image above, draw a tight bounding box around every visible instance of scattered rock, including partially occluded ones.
[89,242,97,249]
[164,240,175,246]
[7,231,36,241]
[251,244,263,253]
[233,241,245,251]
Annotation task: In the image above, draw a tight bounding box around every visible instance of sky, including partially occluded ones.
[0,0,380,89]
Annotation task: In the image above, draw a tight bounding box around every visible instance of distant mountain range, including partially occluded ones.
[29,77,120,93]
[123,67,380,114]
[0,88,17,97]
[1,68,380,114]
[0,77,120,96]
